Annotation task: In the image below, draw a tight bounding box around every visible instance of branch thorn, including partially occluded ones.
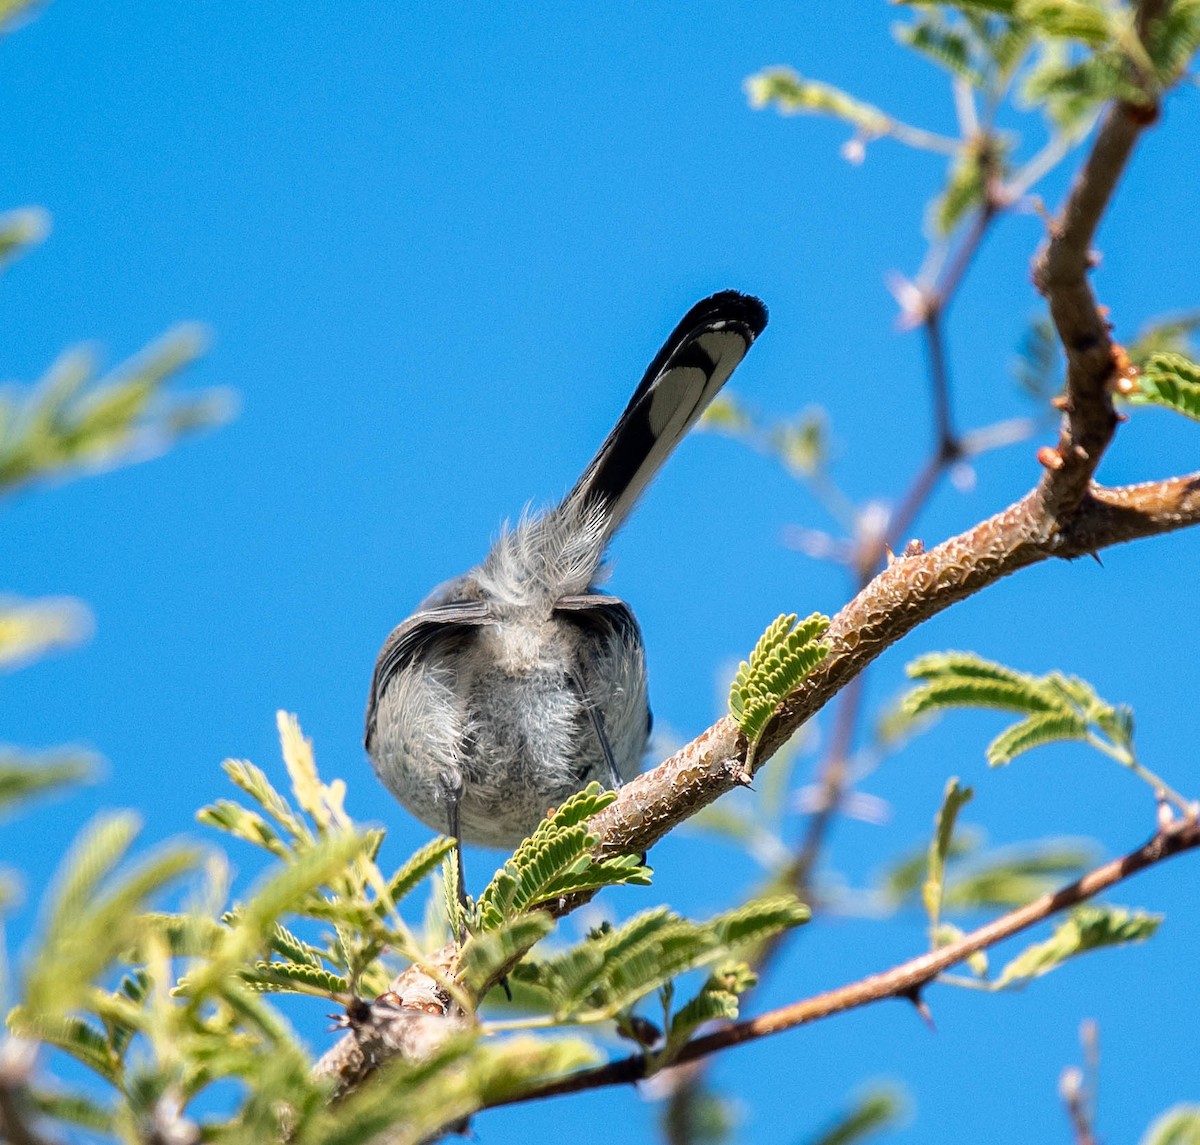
[901,987,936,1032]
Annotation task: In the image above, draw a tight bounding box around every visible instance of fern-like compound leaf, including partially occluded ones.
[1131,352,1200,422]
[729,612,830,746]
[986,710,1090,766]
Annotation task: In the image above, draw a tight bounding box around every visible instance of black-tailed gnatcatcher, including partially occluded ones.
[365,291,768,871]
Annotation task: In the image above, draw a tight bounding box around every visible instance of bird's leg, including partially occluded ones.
[439,769,468,941]
[568,670,623,790]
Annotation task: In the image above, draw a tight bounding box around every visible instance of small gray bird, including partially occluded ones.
[365,291,768,873]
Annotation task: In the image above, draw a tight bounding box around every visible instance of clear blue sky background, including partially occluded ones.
[3,3,1199,1142]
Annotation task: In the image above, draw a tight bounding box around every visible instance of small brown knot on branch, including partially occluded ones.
[1037,445,1065,471]
[885,538,926,567]
[1123,99,1160,128]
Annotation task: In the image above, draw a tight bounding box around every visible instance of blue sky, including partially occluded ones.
[3,3,1200,1142]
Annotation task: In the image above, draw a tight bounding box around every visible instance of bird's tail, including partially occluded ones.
[562,290,768,544]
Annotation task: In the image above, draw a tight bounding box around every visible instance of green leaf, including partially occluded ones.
[1129,352,1200,422]
[101,969,150,1058]
[29,1088,116,1135]
[1017,0,1114,46]
[896,16,984,86]
[902,651,1140,770]
[302,1034,599,1145]
[0,596,91,669]
[379,835,457,915]
[662,979,740,1060]
[0,0,44,36]
[772,409,830,478]
[537,908,685,1017]
[707,894,810,951]
[188,830,368,995]
[459,913,556,997]
[923,779,974,928]
[587,925,717,1019]
[140,910,224,957]
[806,1084,909,1145]
[441,852,466,940]
[0,752,93,815]
[481,825,593,923]
[0,326,229,497]
[744,69,893,135]
[932,145,991,236]
[660,959,757,1063]
[943,841,1097,909]
[7,1008,120,1083]
[986,710,1089,765]
[0,205,49,271]
[1140,1105,1200,1145]
[238,830,367,938]
[538,854,653,902]
[277,711,349,834]
[995,904,1161,988]
[476,784,647,926]
[699,391,754,434]
[241,960,350,997]
[197,798,290,858]
[269,921,324,967]
[903,675,1058,719]
[1126,313,1200,364]
[538,782,619,830]
[38,812,139,962]
[211,973,308,1049]
[1023,48,1146,128]
[222,759,312,845]
[882,828,980,903]
[729,612,830,745]
[895,0,1016,13]
[540,896,805,1022]
[28,840,199,1018]
[907,650,1037,685]
[1145,0,1200,81]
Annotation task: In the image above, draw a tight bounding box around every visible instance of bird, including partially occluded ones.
[365,291,768,888]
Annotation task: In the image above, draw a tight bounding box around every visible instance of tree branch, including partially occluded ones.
[0,1041,59,1145]
[1032,90,1159,515]
[488,814,1200,1106]
[312,468,1200,1093]
[591,470,1200,858]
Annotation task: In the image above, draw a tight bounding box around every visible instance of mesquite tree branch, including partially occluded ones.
[487,814,1200,1106]
[589,472,1200,857]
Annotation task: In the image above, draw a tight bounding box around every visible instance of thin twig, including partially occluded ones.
[487,816,1200,1107]
[1061,1019,1100,1145]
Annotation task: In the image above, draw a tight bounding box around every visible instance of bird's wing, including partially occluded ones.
[364,598,492,750]
[552,593,642,637]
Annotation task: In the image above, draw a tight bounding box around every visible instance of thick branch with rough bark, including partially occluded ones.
[590,473,1200,857]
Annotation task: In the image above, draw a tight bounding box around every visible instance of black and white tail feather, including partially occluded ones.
[366,291,767,891]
